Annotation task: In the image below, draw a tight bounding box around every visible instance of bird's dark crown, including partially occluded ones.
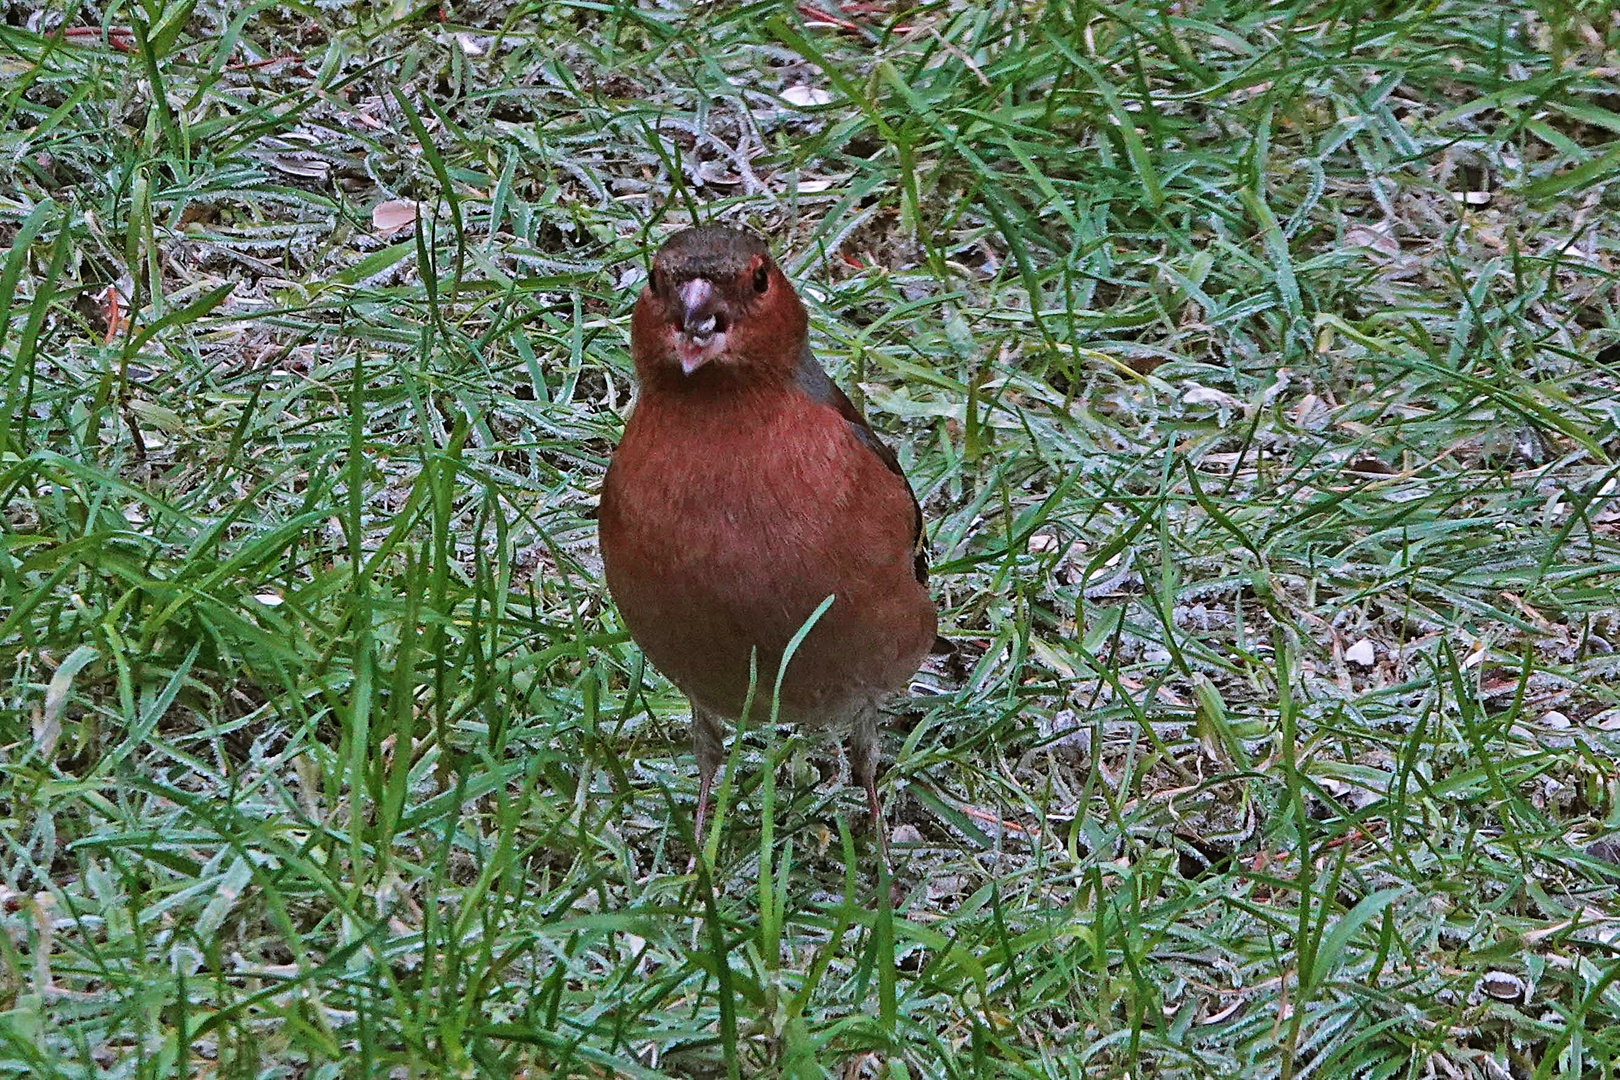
[652,226,769,282]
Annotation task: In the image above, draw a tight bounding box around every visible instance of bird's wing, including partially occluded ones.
[795,345,928,584]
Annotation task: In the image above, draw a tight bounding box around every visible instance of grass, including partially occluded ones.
[3,0,1620,1075]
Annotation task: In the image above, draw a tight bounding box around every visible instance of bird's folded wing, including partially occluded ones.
[794,346,928,584]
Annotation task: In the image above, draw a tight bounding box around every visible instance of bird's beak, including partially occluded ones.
[678,279,717,338]
[674,278,725,375]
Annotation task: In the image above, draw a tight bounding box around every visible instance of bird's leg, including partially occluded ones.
[849,702,889,865]
[690,703,726,851]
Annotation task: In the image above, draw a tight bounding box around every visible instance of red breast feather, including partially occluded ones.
[600,372,936,724]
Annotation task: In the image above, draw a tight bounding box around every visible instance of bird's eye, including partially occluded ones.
[753,263,769,294]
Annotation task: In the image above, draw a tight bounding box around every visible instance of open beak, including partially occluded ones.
[673,278,727,374]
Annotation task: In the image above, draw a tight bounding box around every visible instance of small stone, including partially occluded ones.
[1344,638,1376,666]
[1480,970,1525,1002]
[890,823,923,846]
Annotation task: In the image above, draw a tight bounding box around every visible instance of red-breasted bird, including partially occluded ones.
[598,225,937,851]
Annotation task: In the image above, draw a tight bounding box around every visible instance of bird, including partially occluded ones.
[598,224,937,855]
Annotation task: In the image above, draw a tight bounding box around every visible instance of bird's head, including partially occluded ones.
[631,225,807,380]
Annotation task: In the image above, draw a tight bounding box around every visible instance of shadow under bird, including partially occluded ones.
[598,225,938,854]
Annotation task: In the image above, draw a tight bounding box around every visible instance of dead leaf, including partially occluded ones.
[373,199,419,235]
[1182,385,1243,410]
[268,155,331,180]
[1345,224,1400,256]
